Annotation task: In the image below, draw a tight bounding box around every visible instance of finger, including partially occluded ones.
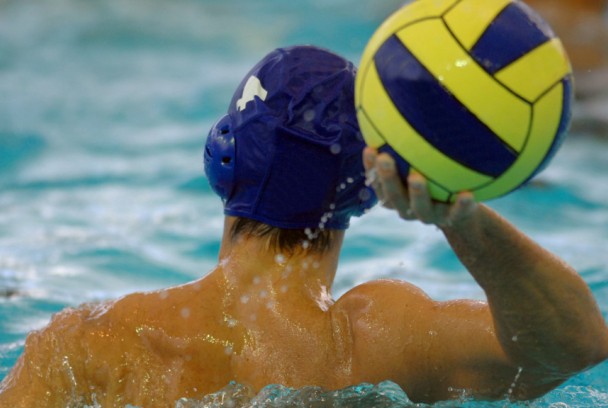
[376,154,415,219]
[362,146,377,172]
[407,172,435,224]
[434,203,452,227]
[363,147,385,204]
[448,191,477,224]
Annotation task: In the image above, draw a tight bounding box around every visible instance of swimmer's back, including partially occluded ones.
[0,273,581,406]
[2,271,357,406]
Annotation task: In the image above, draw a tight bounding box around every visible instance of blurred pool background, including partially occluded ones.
[0,0,607,406]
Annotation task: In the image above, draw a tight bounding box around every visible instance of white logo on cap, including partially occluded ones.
[236,76,268,112]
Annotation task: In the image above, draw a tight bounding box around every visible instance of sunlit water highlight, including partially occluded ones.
[1,0,607,407]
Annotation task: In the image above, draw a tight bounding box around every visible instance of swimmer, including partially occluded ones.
[1,46,607,407]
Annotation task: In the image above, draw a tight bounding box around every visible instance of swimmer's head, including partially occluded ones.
[204,45,377,230]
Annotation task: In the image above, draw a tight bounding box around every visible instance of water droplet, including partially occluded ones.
[265,301,275,310]
[240,295,250,304]
[506,367,523,398]
[329,203,336,210]
[282,266,293,279]
[312,261,320,269]
[347,177,354,184]
[303,109,316,122]
[428,330,438,336]
[302,240,310,249]
[158,290,169,300]
[340,183,346,190]
[253,276,261,285]
[259,290,268,298]
[280,285,288,293]
[250,314,257,322]
[275,253,286,264]
[512,335,518,342]
[304,228,318,240]
[180,308,191,319]
[226,318,237,328]
[358,188,372,201]
[224,346,234,355]
[330,143,342,155]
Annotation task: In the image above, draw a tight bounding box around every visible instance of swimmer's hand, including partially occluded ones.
[363,147,477,227]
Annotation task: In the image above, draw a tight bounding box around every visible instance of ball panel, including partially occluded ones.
[375,34,518,178]
[359,60,493,193]
[443,0,512,51]
[356,0,459,99]
[495,38,571,103]
[356,108,387,148]
[427,179,453,202]
[377,144,453,202]
[396,19,531,152]
[468,1,553,75]
[525,77,572,180]
[471,81,564,201]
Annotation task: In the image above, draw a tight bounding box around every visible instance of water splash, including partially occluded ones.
[176,380,415,408]
[506,366,523,400]
[170,376,608,408]
[274,254,286,265]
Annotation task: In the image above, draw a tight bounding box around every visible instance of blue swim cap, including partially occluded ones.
[204,45,377,230]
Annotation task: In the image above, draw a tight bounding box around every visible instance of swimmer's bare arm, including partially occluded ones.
[359,148,608,400]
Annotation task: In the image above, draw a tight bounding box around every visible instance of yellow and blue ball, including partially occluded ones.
[355,0,573,202]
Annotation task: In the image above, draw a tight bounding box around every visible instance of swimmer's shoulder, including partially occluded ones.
[5,277,222,405]
[332,279,438,348]
[334,278,434,319]
[331,280,438,395]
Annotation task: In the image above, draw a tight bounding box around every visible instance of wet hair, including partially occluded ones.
[229,217,336,255]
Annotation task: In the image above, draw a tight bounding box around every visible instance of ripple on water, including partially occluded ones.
[0,132,46,174]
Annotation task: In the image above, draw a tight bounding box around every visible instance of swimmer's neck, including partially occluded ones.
[216,217,344,296]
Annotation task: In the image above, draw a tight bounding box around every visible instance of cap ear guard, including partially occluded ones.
[204,114,236,201]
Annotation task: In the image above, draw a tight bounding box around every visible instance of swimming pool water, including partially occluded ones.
[1,0,607,406]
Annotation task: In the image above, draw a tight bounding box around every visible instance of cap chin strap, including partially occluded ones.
[204,114,236,201]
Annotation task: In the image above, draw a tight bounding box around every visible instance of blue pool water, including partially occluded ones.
[1,0,607,406]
